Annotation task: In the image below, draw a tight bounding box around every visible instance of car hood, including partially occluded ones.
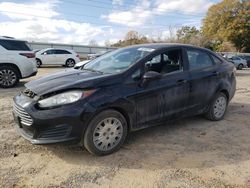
[25,69,113,96]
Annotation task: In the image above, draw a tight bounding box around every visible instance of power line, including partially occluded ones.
[0,3,203,28]
[0,10,187,29]
[63,0,205,17]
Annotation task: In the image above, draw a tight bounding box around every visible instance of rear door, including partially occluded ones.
[54,49,71,65]
[185,48,219,112]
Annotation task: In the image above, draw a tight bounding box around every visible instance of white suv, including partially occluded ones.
[0,37,37,88]
[35,48,80,67]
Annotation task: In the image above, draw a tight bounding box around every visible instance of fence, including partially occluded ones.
[28,42,116,59]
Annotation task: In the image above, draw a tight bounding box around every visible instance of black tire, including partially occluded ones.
[0,66,20,88]
[83,110,128,156]
[65,59,75,67]
[36,59,42,68]
[205,92,228,121]
[237,64,243,70]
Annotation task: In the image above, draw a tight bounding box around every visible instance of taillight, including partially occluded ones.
[76,54,79,58]
[19,53,35,58]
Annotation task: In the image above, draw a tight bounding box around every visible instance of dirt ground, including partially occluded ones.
[0,66,250,188]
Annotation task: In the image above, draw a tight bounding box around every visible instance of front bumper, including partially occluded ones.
[12,93,94,144]
[22,71,38,79]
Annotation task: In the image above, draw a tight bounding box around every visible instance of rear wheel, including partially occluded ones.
[65,59,75,67]
[36,59,42,68]
[205,92,228,121]
[237,64,243,70]
[83,110,128,155]
[0,66,19,88]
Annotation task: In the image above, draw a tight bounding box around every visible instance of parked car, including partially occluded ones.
[228,56,247,70]
[74,51,112,69]
[0,36,37,88]
[74,60,90,69]
[238,55,250,67]
[13,44,236,155]
[35,48,80,67]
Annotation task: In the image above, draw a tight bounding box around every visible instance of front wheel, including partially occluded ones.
[205,92,228,121]
[83,110,128,155]
[0,66,19,88]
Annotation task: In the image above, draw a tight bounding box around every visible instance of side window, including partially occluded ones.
[211,55,223,64]
[42,50,53,55]
[145,55,161,66]
[187,49,213,70]
[144,49,183,75]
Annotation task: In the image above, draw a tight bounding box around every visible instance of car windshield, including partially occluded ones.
[83,47,155,74]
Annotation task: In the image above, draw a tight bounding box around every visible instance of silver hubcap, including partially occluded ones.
[67,60,74,67]
[214,96,227,118]
[93,117,123,151]
[0,69,17,86]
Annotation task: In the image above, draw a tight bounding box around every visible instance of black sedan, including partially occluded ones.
[13,44,236,155]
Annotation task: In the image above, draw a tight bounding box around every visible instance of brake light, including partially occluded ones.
[76,54,79,58]
[19,53,35,58]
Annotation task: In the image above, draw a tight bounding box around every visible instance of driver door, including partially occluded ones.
[133,48,191,128]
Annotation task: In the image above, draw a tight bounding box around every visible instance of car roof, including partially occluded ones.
[42,48,73,51]
[0,36,27,42]
[124,43,213,52]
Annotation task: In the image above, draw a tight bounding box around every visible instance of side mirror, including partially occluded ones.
[141,71,161,87]
[143,71,162,80]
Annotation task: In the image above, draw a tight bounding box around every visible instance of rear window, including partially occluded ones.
[0,39,31,51]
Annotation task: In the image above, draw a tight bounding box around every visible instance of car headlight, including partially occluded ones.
[38,90,87,108]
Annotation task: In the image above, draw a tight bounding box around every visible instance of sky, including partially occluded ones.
[0,0,221,46]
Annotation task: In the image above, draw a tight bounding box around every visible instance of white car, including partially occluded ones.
[0,36,37,88]
[228,56,247,70]
[74,60,90,69]
[35,48,80,67]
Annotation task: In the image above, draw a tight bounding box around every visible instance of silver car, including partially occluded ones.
[228,56,247,70]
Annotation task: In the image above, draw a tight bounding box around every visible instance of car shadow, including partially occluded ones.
[44,102,250,170]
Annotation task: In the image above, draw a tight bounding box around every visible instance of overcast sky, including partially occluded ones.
[0,0,220,45]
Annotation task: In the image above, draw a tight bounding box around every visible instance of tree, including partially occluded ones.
[124,30,139,41]
[176,26,200,43]
[104,40,111,47]
[88,39,98,46]
[202,0,250,52]
[112,30,149,47]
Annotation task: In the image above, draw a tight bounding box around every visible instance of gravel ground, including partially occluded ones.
[0,66,250,188]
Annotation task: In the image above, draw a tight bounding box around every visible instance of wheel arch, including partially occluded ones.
[219,89,229,101]
[0,63,22,78]
[36,58,42,65]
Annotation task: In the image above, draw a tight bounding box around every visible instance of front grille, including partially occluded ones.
[38,125,72,139]
[13,103,33,126]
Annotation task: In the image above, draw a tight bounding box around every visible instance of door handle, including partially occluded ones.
[211,71,219,76]
[177,79,187,84]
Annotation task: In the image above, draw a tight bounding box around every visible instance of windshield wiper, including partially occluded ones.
[82,68,103,74]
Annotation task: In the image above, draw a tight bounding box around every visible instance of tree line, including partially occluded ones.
[105,0,249,52]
